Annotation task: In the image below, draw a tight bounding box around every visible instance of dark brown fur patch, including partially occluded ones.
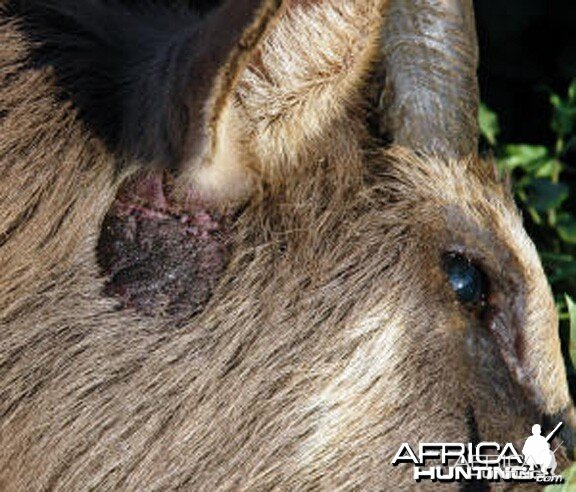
[98,200,231,319]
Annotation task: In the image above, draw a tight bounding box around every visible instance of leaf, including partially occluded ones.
[557,213,576,244]
[501,144,548,172]
[567,295,576,372]
[545,461,576,491]
[551,85,576,138]
[550,93,563,110]
[534,159,563,179]
[524,178,569,212]
[568,79,576,103]
[478,103,500,146]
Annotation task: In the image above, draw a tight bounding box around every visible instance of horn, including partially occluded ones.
[379,0,480,157]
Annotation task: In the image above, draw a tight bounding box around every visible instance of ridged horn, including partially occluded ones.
[379,0,480,157]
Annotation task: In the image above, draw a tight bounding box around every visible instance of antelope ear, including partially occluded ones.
[172,0,283,203]
[177,0,388,203]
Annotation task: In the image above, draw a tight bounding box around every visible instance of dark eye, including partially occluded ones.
[441,253,487,305]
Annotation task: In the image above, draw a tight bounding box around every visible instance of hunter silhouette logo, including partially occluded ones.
[391,423,565,484]
[522,423,560,475]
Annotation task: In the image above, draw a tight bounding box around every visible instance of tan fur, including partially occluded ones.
[0,1,573,490]
[183,0,387,202]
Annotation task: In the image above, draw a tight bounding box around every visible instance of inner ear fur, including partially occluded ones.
[173,0,283,204]
[179,0,389,204]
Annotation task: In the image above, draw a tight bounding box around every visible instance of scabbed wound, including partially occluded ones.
[97,172,232,319]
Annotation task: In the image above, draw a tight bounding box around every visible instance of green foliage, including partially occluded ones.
[479,82,576,349]
[545,460,576,491]
[478,103,500,146]
[568,295,576,369]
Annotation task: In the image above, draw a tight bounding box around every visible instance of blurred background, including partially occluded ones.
[476,0,576,144]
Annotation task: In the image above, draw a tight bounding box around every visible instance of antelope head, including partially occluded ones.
[0,0,573,489]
